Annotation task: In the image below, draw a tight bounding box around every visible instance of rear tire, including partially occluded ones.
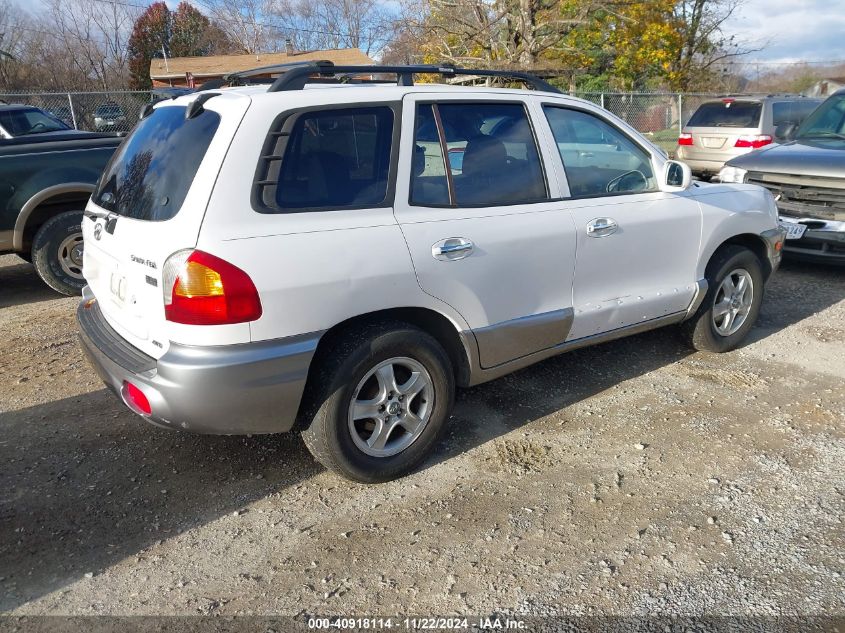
[300,321,455,483]
[681,245,764,352]
[32,210,86,296]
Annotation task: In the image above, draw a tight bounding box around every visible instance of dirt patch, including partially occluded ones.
[1,255,844,617]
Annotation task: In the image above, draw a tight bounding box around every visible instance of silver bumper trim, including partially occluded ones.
[77,293,319,435]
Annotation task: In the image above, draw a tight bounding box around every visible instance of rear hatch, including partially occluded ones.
[82,92,249,359]
[682,100,763,162]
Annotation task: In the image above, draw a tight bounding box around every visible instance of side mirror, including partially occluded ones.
[660,160,692,192]
[775,122,796,141]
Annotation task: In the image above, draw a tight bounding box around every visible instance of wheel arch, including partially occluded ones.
[306,307,474,394]
[705,233,772,280]
[13,183,94,252]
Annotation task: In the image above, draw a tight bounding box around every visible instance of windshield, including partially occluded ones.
[93,105,220,221]
[795,94,845,139]
[686,101,762,128]
[0,107,70,136]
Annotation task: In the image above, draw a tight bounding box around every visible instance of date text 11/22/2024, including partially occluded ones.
[307,617,526,630]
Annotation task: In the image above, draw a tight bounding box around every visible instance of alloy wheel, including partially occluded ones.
[712,268,754,337]
[347,357,434,458]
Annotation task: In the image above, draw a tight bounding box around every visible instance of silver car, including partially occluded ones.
[677,95,822,177]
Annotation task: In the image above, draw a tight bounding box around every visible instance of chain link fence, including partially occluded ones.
[0,91,152,134]
[572,92,722,155]
[1,89,722,154]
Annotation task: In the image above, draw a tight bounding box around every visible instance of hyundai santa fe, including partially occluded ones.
[77,63,785,482]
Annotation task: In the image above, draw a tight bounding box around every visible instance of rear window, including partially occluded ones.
[687,101,762,128]
[94,105,219,221]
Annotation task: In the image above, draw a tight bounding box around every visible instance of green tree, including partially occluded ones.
[128,2,231,90]
[170,2,229,58]
[128,1,171,90]
[405,0,757,92]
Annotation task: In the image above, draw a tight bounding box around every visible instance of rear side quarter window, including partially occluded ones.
[253,104,399,213]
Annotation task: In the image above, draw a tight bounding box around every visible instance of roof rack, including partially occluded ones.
[219,60,561,94]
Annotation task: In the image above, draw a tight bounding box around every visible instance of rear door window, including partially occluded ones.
[410,102,548,207]
[263,106,395,212]
[94,105,220,221]
[687,101,762,128]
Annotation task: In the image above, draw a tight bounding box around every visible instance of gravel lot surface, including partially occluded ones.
[1,253,843,617]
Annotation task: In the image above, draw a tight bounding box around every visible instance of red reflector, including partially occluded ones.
[122,381,152,416]
[678,133,694,146]
[735,135,772,149]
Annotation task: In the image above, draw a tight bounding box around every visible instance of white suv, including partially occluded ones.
[77,63,786,482]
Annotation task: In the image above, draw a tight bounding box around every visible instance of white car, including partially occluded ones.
[77,63,786,482]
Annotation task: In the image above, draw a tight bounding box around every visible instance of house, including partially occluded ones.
[149,48,375,88]
[805,77,845,98]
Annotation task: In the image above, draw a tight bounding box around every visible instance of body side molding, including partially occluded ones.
[464,311,687,387]
[472,307,575,369]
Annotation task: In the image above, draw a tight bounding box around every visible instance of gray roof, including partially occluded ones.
[0,103,38,111]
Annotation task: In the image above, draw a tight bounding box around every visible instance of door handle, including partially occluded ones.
[586,217,618,238]
[432,237,474,261]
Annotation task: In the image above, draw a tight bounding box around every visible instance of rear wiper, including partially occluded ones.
[797,132,845,140]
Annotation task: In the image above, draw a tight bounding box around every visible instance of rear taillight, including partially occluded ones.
[163,249,262,325]
[122,381,152,416]
[734,134,772,149]
[678,133,694,146]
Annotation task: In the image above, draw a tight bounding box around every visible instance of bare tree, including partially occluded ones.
[270,0,395,56]
[195,0,277,54]
[671,0,760,90]
[43,0,138,89]
[0,0,29,86]
[398,0,592,69]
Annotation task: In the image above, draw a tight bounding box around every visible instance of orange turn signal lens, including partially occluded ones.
[173,260,225,298]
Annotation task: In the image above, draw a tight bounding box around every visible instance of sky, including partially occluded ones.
[723,0,845,65]
[15,0,845,69]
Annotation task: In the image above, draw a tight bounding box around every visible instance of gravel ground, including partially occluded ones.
[0,253,843,618]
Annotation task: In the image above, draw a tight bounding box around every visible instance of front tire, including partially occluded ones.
[300,322,455,483]
[681,245,764,352]
[31,211,86,296]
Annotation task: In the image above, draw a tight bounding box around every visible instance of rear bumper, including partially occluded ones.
[679,156,728,175]
[675,147,734,175]
[76,289,319,434]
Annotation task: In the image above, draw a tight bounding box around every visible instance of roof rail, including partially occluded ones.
[221,60,561,94]
[275,62,560,93]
